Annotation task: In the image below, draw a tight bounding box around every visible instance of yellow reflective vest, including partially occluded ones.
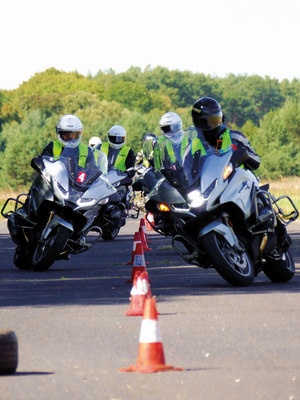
[52,140,89,168]
[101,142,130,172]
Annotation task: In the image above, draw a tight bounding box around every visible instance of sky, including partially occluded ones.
[1,0,299,91]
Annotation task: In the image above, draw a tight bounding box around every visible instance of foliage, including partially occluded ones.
[0,67,299,188]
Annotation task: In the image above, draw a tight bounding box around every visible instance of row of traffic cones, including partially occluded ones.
[121,217,182,373]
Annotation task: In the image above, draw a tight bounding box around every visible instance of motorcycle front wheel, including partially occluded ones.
[101,227,120,240]
[201,231,254,287]
[32,226,70,271]
[263,248,295,283]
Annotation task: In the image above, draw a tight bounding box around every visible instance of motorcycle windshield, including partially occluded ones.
[42,156,101,189]
[161,146,233,193]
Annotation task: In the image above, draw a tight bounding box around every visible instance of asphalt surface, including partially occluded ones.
[0,217,299,400]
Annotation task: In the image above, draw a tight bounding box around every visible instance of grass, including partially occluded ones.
[0,187,28,219]
[261,177,300,217]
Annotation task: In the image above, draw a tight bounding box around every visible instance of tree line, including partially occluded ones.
[0,66,299,188]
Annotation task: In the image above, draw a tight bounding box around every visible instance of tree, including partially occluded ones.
[252,100,300,178]
[0,111,56,188]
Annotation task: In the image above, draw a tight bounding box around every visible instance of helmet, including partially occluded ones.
[89,136,102,149]
[56,114,83,148]
[159,112,183,144]
[142,132,157,146]
[108,125,126,150]
[191,97,223,143]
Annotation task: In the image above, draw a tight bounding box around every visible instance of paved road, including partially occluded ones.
[0,218,299,400]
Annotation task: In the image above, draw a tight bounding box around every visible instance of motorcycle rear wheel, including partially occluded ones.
[32,226,70,271]
[263,248,295,283]
[14,248,33,270]
[201,231,254,287]
[101,227,120,240]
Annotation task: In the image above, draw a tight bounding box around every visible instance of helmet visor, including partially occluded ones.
[58,130,82,142]
[109,135,125,144]
[160,122,182,135]
[195,114,222,131]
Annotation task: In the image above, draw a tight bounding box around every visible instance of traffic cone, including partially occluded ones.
[127,231,149,265]
[125,271,152,316]
[121,297,183,372]
[139,227,151,251]
[145,213,155,231]
[140,217,151,244]
[126,242,147,283]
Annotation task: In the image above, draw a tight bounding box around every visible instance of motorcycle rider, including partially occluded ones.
[97,125,135,229]
[191,97,260,170]
[38,114,97,169]
[89,136,108,174]
[135,133,157,168]
[153,112,191,172]
[191,96,291,250]
[101,125,135,174]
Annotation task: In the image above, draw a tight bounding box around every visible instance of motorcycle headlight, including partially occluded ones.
[76,198,97,207]
[187,190,204,208]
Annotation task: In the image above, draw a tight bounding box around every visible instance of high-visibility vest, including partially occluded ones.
[192,129,233,154]
[165,136,190,163]
[101,142,130,171]
[155,136,190,169]
[52,140,89,168]
[191,137,207,157]
[216,129,232,150]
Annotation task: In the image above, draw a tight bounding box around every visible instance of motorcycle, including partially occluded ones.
[94,167,139,240]
[1,155,127,271]
[133,145,299,286]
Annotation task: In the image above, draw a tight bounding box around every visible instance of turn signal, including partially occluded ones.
[158,203,170,212]
[223,164,233,180]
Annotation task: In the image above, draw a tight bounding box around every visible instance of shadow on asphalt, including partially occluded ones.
[0,231,299,308]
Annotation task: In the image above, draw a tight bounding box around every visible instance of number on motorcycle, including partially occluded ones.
[77,172,86,183]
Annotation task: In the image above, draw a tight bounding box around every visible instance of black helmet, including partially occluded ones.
[191,97,223,143]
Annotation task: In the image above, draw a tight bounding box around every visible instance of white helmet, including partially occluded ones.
[89,136,102,149]
[108,125,126,149]
[159,112,183,144]
[56,114,83,148]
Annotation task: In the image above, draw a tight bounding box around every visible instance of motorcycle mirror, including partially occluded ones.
[31,157,44,173]
[230,148,249,168]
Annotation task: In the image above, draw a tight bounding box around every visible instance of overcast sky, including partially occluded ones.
[1,0,299,90]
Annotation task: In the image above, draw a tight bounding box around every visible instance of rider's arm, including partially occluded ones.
[230,130,261,170]
[125,149,135,169]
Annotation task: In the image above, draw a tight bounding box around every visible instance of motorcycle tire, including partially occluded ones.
[101,227,120,241]
[263,248,295,283]
[201,231,254,287]
[0,330,18,375]
[32,226,70,271]
[13,248,33,270]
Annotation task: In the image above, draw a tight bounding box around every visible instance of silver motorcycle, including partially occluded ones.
[138,145,298,286]
[1,155,126,271]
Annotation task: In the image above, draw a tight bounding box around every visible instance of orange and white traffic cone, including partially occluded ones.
[139,217,151,244]
[145,213,155,231]
[121,297,182,372]
[126,242,147,283]
[127,231,142,265]
[125,271,152,316]
[139,227,151,251]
